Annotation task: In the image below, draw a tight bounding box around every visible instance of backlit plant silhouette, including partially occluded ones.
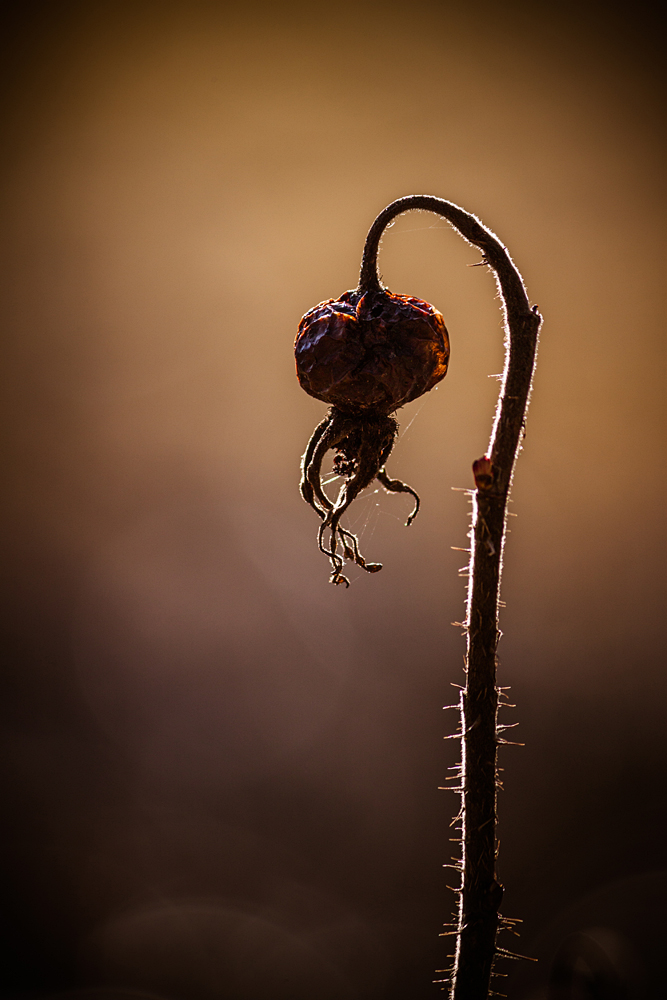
[295,195,541,998]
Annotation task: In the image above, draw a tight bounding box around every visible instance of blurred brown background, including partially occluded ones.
[0,1,664,997]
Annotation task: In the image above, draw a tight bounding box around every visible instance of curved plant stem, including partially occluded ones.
[360,196,542,998]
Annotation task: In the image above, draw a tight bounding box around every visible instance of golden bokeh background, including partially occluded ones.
[1,1,663,997]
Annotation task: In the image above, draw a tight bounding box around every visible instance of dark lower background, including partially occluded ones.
[1,2,664,997]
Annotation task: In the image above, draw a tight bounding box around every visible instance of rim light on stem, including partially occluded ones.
[359,196,542,997]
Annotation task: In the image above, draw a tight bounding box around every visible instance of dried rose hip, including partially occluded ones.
[296,281,450,587]
[295,288,449,415]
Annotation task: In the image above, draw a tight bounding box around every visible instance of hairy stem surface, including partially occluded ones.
[360,196,541,997]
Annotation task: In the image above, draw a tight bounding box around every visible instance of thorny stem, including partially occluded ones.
[361,196,541,998]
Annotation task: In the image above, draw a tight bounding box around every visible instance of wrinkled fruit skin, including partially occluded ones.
[295,288,449,414]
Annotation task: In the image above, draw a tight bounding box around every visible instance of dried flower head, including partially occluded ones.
[296,288,449,414]
[296,285,449,585]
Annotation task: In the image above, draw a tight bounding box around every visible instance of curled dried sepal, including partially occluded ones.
[300,407,421,585]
